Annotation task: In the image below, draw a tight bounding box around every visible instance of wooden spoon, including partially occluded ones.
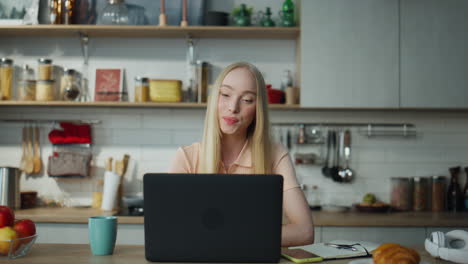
[24,126,35,174]
[19,126,27,171]
[33,126,42,174]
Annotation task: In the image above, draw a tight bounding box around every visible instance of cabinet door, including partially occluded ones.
[300,0,399,108]
[401,0,468,108]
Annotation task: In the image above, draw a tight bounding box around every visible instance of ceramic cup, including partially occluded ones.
[88,216,117,255]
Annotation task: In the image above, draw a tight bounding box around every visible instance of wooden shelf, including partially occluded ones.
[0,25,300,39]
[0,101,302,110]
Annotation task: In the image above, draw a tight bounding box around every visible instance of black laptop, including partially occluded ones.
[143,173,283,263]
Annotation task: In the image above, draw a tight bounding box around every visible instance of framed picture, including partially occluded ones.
[94,69,125,102]
[0,0,39,25]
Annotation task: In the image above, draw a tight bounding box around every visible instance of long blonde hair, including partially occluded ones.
[199,62,272,174]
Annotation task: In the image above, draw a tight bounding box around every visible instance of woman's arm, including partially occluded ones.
[282,187,315,247]
[274,150,314,247]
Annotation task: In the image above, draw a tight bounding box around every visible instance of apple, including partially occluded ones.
[0,226,19,255]
[14,219,36,244]
[0,206,14,228]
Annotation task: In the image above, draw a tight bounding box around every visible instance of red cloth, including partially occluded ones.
[266,84,285,104]
[48,122,92,144]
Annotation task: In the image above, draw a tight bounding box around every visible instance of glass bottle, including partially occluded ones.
[280,70,293,91]
[279,0,295,27]
[63,0,76,25]
[134,76,149,102]
[60,69,81,101]
[431,176,446,212]
[49,0,62,24]
[98,0,129,25]
[234,4,251,26]
[259,7,275,27]
[0,58,14,100]
[447,166,463,212]
[464,167,468,211]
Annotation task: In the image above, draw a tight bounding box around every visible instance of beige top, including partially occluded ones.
[168,140,300,192]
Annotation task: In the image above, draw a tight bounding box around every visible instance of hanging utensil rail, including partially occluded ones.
[272,122,416,138]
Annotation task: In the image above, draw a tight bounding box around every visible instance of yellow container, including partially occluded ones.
[149,79,182,102]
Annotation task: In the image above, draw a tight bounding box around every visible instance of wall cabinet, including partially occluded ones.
[300,0,399,108]
[400,0,468,108]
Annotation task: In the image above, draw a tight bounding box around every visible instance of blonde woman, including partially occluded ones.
[169,62,314,247]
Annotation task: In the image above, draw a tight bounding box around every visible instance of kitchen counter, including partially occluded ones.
[15,207,468,227]
[3,244,451,264]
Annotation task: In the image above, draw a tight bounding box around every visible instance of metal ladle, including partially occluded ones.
[321,130,333,178]
[339,130,354,182]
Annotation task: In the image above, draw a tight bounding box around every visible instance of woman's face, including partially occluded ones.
[217,67,257,137]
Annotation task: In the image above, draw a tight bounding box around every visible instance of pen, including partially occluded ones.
[324,243,358,251]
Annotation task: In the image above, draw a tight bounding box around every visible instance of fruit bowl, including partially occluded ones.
[354,203,391,213]
[0,234,38,259]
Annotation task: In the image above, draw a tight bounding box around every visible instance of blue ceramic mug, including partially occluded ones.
[88,216,117,255]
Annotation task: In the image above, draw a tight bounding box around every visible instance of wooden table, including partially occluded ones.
[3,244,451,264]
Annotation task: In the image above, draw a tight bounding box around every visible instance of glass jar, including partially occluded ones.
[38,58,53,80]
[0,58,14,100]
[308,185,321,210]
[18,80,36,101]
[92,179,104,209]
[98,0,129,25]
[60,69,81,101]
[390,177,412,211]
[413,177,429,211]
[196,60,209,103]
[134,76,149,102]
[431,176,446,212]
[36,80,56,101]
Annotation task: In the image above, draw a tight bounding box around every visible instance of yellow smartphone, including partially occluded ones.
[281,248,323,263]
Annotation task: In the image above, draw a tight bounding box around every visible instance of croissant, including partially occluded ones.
[372,243,420,264]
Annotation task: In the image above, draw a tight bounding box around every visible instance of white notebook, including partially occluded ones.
[295,240,380,260]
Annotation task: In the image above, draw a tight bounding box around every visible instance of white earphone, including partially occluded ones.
[425,230,468,264]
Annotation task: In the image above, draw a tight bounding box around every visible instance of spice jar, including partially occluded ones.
[391,177,412,211]
[413,177,429,211]
[38,58,53,80]
[134,76,149,102]
[0,58,14,100]
[432,176,446,212]
[36,80,56,101]
[60,69,81,101]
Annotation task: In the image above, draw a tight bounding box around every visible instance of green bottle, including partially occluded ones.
[281,0,295,27]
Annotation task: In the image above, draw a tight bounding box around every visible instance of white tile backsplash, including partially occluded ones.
[2,107,468,207]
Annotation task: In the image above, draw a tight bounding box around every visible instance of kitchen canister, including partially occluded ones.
[0,167,21,209]
[149,79,182,102]
[390,177,412,211]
